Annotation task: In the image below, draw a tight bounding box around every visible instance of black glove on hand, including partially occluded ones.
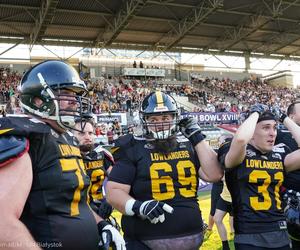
[279,113,287,123]
[178,117,205,147]
[98,221,126,250]
[249,103,268,115]
[125,199,174,224]
[98,200,113,220]
[271,106,287,123]
[284,206,300,225]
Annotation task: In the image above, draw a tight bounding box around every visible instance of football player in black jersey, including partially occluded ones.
[106,91,223,250]
[74,119,124,249]
[275,102,300,249]
[0,60,125,250]
[218,103,300,250]
[74,119,114,218]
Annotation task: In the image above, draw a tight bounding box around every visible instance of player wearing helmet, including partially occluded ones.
[0,60,125,250]
[106,91,223,250]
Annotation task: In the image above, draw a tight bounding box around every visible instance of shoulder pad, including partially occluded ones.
[0,117,50,137]
[62,131,79,146]
[273,143,289,153]
[65,130,74,137]
[218,140,232,156]
[0,136,29,167]
[176,134,189,143]
[110,134,136,160]
[113,134,135,148]
[279,129,290,133]
[219,139,232,149]
[94,145,114,164]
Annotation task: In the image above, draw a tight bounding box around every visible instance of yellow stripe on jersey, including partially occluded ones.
[155,91,164,108]
[110,147,119,154]
[0,128,14,135]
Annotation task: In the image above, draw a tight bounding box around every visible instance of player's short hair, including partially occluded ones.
[287,101,300,116]
[75,118,95,129]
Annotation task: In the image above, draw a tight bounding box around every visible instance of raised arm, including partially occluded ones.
[278,114,300,172]
[281,115,300,146]
[194,140,223,182]
[224,112,259,168]
[178,117,223,182]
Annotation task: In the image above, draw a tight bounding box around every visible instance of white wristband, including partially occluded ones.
[125,198,136,216]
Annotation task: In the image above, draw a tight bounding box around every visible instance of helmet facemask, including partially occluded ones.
[55,89,92,131]
[139,91,180,142]
[142,112,179,154]
[21,82,92,132]
[142,112,179,140]
[19,60,93,132]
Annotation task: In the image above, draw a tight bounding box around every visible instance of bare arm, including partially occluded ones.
[198,167,222,182]
[195,141,223,182]
[284,149,300,172]
[106,181,131,214]
[225,112,259,168]
[0,153,41,250]
[283,116,300,146]
[279,116,300,172]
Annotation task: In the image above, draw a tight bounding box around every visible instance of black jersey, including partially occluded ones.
[83,145,114,201]
[276,128,300,191]
[219,141,290,234]
[109,134,203,240]
[0,117,99,250]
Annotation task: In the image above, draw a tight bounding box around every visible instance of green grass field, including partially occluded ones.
[112,190,235,249]
[198,191,235,250]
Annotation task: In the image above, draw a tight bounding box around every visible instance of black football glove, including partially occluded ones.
[98,200,113,220]
[249,103,268,115]
[283,190,300,225]
[125,199,173,224]
[271,106,287,123]
[98,220,126,250]
[284,206,300,225]
[279,113,287,123]
[178,117,205,147]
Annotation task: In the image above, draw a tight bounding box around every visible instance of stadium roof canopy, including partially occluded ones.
[1,0,300,60]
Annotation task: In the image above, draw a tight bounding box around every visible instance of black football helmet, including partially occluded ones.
[19,60,92,130]
[140,91,180,140]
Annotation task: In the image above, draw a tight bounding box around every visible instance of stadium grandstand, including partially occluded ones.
[1,1,300,249]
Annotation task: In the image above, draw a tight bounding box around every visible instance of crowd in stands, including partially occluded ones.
[86,77,152,114]
[0,67,22,114]
[192,77,300,113]
[2,65,300,144]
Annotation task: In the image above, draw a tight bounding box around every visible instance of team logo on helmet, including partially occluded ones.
[140,91,180,140]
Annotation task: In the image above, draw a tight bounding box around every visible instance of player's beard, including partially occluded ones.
[151,136,178,154]
[79,143,94,153]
